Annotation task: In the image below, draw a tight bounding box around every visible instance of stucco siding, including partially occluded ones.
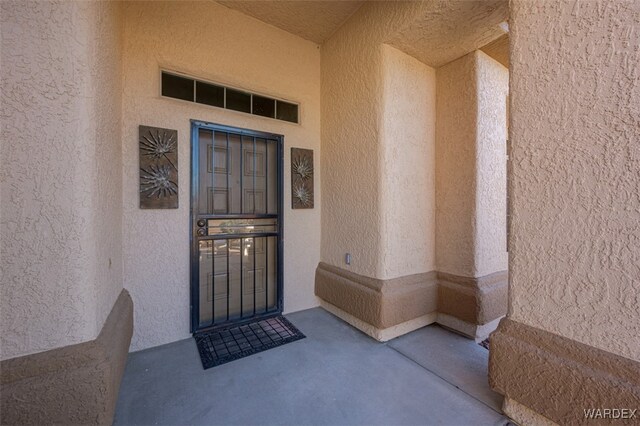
[321,1,442,280]
[475,50,508,277]
[89,0,125,343]
[436,53,478,277]
[1,1,124,360]
[435,51,508,279]
[121,1,321,351]
[380,44,437,279]
[320,3,386,279]
[509,0,640,362]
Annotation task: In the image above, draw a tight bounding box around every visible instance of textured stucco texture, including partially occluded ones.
[321,1,509,282]
[315,261,507,340]
[380,44,437,279]
[387,0,508,68]
[436,50,508,278]
[1,290,133,425]
[436,53,478,277]
[508,0,640,362]
[437,270,508,326]
[315,262,438,329]
[321,1,396,280]
[217,0,364,44]
[480,34,509,68]
[490,318,640,425]
[475,50,509,277]
[321,2,436,280]
[122,1,321,351]
[1,0,124,360]
[502,398,557,426]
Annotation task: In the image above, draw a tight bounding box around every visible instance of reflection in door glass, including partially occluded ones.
[194,125,280,331]
[199,236,278,327]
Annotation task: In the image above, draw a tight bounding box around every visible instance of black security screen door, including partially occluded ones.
[190,121,283,333]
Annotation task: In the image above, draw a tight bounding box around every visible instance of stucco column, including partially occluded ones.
[317,2,442,341]
[435,50,509,338]
[316,45,439,341]
[317,1,511,341]
[489,1,640,423]
[1,2,131,423]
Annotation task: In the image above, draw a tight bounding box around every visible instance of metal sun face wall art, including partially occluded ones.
[291,148,314,209]
[139,125,178,209]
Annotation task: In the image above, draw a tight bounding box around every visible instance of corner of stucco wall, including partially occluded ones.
[0,0,126,360]
[508,0,640,362]
[473,49,508,278]
[435,51,479,278]
[87,0,125,339]
[319,5,386,279]
[375,43,389,280]
[320,1,445,281]
[379,44,437,280]
[1,1,81,359]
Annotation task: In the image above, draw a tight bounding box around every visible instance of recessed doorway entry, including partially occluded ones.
[190,121,283,333]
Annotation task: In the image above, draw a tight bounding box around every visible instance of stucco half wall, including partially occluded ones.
[1,290,133,425]
[122,1,321,351]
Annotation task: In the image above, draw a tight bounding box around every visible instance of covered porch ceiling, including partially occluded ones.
[216,0,365,44]
[216,0,509,68]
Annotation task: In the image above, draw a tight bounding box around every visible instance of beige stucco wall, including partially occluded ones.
[475,51,508,277]
[320,3,385,279]
[436,50,508,279]
[436,53,478,277]
[122,1,321,351]
[321,1,508,281]
[89,0,126,340]
[321,2,440,280]
[1,1,123,360]
[509,0,640,361]
[380,45,437,278]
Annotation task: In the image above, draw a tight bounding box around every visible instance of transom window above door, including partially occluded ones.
[161,71,299,124]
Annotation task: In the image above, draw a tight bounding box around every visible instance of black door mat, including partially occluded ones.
[194,316,305,369]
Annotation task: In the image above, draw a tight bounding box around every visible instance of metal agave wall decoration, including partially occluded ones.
[291,148,314,209]
[292,156,313,180]
[140,164,178,198]
[293,183,312,207]
[139,125,178,208]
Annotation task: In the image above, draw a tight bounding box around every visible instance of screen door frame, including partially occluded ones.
[190,120,284,334]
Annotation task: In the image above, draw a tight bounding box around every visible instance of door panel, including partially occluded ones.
[191,122,282,333]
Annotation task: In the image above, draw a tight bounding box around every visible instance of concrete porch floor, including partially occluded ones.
[115,308,510,425]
